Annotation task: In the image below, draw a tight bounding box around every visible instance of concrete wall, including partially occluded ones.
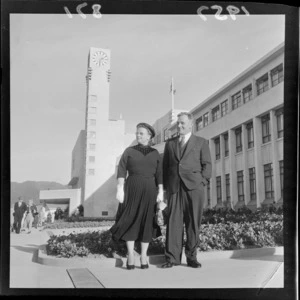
[71,130,86,203]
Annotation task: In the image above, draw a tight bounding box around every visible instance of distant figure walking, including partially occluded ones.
[13,197,27,234]
[24,199,37,234]
[38,203,47,226]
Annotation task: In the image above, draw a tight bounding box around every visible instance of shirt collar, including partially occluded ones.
[179,132,192,142]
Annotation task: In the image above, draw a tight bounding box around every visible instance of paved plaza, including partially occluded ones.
[9,227,284,289]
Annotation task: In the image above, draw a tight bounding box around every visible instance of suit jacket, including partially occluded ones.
[14,201,27,218]
[163,134,212,194]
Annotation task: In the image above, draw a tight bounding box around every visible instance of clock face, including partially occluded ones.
[92,51,108,67]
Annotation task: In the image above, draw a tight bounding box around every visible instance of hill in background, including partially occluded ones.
[11,181,68,207]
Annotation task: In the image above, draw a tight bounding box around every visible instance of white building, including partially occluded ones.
[153,43,284,210]
[40,48,135,217]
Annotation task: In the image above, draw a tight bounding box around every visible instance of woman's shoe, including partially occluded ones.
[126,261,135,270]
[140,257,149,269]
[141,263,149,269]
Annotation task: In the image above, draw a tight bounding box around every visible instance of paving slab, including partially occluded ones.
[67,268,105,288]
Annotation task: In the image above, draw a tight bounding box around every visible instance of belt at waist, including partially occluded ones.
[128,173,155,179]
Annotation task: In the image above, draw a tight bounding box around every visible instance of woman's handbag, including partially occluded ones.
[155,201,168,226]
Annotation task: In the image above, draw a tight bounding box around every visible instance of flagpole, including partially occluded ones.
[171,76,174,111]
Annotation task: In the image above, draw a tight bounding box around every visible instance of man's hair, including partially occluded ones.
[177,112,194,121]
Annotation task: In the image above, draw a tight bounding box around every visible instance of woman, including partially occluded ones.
[110,122,164,270]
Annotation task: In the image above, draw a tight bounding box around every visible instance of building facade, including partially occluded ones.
[154,43,284,210]
[40,48,135,217]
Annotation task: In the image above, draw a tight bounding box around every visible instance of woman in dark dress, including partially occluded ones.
[110,123,164,270]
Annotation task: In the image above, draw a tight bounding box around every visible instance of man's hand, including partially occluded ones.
[116,185,124,203]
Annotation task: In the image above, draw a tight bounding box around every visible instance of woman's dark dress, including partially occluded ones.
[110,144,162,243]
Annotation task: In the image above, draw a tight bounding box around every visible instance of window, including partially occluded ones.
[214,138,220,160]
[256,73,269,95]
[89,119,96,126]
[243,84,253,103]
[207,179,211,207]
[224,133,229,157]
[89,95,97,102]
[232,92,242,110]
[262,114,271,143]
[88,131,96,139]
[89,156,95,163]
[271,64,283,87]
[88,169,95,176]
[203,113,209,127]
[212,105,220,122]
[89,107,97,114]
[225,174,230,202]
[216,176,222,204]
[195,116,203,131]
[237,171,244,202]
[235,127,242,153]
[249,167,256,201]
[279,160,284,197]
[102,211,108,216]
[246,122,254,149]
[89,143,96,151]
[221,100,228,117]
[164,128,169,141]
[264,163,274,199]
[276,108,283,138]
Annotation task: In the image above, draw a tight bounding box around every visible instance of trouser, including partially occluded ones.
[165,182,204,264]
[24,214,33,231]
[13,215,23,233]
[32,215,39,228]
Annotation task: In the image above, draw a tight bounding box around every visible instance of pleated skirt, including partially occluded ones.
[110,175,161,243]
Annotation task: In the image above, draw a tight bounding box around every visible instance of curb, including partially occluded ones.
[37,245,283,268]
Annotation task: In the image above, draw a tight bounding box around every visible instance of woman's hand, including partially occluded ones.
[156,190,164,203]
[116,185,124,203]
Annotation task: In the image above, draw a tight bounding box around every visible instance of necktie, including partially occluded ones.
[180,136,185,148]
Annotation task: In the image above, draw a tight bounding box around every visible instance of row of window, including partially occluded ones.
[195,63,283,131]
[214,108,283,160]
[85,95,99,175]
[208,161,283,205]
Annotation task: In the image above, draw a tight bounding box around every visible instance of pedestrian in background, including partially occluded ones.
[13,197,27,234]
[24,199,37,234]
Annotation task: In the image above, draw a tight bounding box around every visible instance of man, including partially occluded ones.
[13,197,27,234]
[24,199,37,234]
[162,112,212,268]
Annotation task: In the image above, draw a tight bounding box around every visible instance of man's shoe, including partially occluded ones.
[186,259,202,268]
[160,262,180,268]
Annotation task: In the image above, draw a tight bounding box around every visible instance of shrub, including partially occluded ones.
[43,220,114,230]
[46,219,283,258]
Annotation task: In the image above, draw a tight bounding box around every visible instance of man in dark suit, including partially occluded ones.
[13,196,27,234]
[162,112,212,268]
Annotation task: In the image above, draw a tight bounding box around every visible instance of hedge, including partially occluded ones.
[44,205,283,230]
[46,219,283,258]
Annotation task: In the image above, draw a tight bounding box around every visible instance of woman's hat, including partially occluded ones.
[136,122,156,138]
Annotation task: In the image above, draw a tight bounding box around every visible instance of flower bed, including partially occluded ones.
[46,219,283,258]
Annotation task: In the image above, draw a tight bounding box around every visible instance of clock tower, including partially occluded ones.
[86,47,111,121]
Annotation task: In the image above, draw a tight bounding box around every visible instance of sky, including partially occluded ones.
[10,14,285,184]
